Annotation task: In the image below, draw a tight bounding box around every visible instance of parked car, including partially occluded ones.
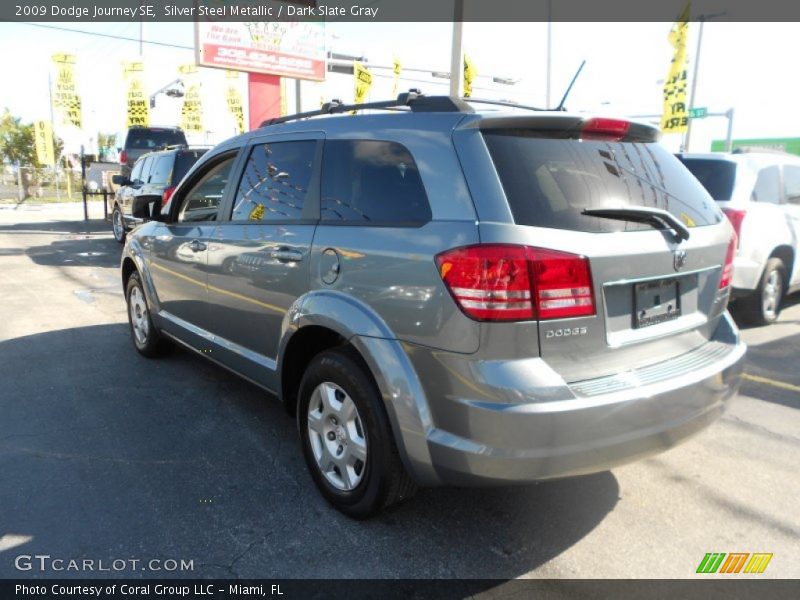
[110,146,207,243]
[118,126,188,180]
[120,92,745,517]
[677,150,800,324]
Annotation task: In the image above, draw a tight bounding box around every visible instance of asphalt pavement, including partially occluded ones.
[0,201,798,580]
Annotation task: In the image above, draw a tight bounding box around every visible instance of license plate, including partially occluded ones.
[633,279,681,328]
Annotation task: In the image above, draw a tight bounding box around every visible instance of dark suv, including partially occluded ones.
[120,92,746,517]
[110,146,207,243]
[119,126,188,180]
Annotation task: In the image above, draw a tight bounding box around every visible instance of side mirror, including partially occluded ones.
[111,174,129,186]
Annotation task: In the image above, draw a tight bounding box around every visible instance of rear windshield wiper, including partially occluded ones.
[582,206,690,241]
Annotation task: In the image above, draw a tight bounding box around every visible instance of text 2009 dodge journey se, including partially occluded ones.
[120,93,746,517]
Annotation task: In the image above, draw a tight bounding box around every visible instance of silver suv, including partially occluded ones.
[121,93,746,517]
[677,151,800,324]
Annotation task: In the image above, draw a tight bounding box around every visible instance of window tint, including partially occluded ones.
[321,140,431,224]
[149,155,173,185]
[231,141,316,222]
[752,166,781,204]
[129,158,144,184]
[483,131,720,232]
[782,165,800,205]
[125,128,186,150]
[137,156,153,184]
[676,158,736,201]
[173,150,207,184]
[178,157,235,223]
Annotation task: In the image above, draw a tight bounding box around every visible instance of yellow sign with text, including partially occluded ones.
[52,53,82,129]
[661,4,690,134]
[123,61,149,128]
[34,120,55,166]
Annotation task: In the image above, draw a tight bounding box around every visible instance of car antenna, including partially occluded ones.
[555,60,586,111]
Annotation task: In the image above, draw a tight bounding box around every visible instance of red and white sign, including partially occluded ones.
[195,21,326,81]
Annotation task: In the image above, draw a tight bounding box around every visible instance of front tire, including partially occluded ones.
[297,348,416,518]
[739,257,786,326]
[125,271,167,357]
[112,205,126,244]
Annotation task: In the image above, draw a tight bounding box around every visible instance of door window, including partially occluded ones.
[177,156,236,223]
[231,141,316,222]
[752,166,781,204]
[783,165,800,205]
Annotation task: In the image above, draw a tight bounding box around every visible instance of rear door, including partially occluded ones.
[204,133,321,389]
[471,121,733,382]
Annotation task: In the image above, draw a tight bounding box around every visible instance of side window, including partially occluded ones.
[231,141,316,222]
[321,140,431,225]
[752,166,781,204]
[149,155,173,185]
[178,156,236,223]
[783,165,800,205]
[136,156,153,185]
[129,159,144,185]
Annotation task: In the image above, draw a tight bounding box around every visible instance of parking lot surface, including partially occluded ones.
[1,202,798,579]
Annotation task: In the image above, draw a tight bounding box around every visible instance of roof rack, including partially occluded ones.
[260,89,475,127]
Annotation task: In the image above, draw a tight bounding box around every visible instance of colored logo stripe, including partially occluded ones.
[697,552,773,574]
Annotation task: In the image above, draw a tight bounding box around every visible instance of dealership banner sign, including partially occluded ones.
[660,4,690,134]
[225,70,245,134]
[34,120,55,166]
[51,53,82,129]
[179,64,203,133]
[123,61,149,128]
[195,21,325,81]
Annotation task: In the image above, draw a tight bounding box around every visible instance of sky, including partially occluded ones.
[0,20,798,154]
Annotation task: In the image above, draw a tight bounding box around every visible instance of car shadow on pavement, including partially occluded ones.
[739,332,800,410]
[24,236,121,270]
[0,324,619,580]
[0,218,110,235]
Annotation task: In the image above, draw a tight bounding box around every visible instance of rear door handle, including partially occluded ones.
[189,239,207,252]
[270,248,304,262]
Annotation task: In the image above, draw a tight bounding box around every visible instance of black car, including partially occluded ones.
[118,126,188,180]
[110,146,207,243]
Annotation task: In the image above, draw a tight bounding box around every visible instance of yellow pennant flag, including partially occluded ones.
[353,61,372,107]
[225,71,245,134]
[179,64,203,134]
[392,57,402,97]
[463,54,477,98]
[123,61,149,128]
[280,77,288,117]
[52,53,82,129]
[661,3,691,134]
[34,120,55,166]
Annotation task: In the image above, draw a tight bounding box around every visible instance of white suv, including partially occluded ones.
[677,150,800,325]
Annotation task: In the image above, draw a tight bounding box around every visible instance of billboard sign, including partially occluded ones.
[195,21,326,81]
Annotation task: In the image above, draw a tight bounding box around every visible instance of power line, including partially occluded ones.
[18,22,194,50]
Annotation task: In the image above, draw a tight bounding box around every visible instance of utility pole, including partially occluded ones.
[684,12,725,152]
[546,0,552,108]
[449,0,464,97]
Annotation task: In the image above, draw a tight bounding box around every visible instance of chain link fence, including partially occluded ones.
[0,166,84,202]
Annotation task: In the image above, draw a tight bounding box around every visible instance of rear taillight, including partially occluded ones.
[719,236,736,290]
[722,208,746,248]
[581,118,630,141]
[119,150,127,166]
[435,244,595,322]
[162,186,176,206]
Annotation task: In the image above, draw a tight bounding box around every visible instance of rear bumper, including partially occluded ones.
[403,312,746,486]
[732,255,763,292]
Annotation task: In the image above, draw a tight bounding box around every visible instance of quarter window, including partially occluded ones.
[231,141,316,222]
[321,140,431,224]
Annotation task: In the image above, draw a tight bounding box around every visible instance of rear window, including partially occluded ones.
[676,158,737,201]
[483,131,721,232]
[125,128,186,151]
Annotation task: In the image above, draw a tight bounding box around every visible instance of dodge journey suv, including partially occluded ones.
[120,92,746,517]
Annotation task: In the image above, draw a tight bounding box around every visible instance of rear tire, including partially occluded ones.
[297,348,416,518]
[738,257,786,326]
[125,271,168,357]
